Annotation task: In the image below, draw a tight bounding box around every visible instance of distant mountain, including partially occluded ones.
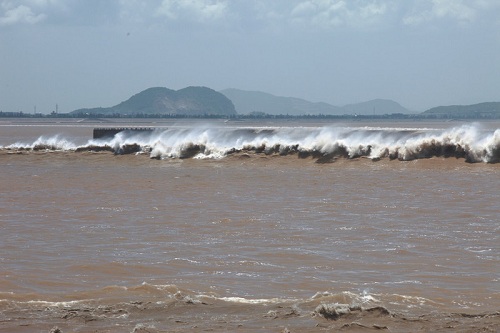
[422,102,500,117]
[220,89,342,116]
[220,89,410,116]
[72,87,236,116]
[340,99,411,115]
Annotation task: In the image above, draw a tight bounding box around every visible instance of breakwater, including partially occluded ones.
[93,127,155,139]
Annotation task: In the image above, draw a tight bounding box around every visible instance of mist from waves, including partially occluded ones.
[3,124,500,163]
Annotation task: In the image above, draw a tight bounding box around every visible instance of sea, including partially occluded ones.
[0,118,499,332]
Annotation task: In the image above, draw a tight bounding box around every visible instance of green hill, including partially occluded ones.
[423,102,500,118]
[72,86,236,116]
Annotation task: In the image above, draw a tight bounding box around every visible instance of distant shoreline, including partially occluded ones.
[0,112,499,120]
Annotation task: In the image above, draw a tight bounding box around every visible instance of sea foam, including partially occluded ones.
[2,124,499,163]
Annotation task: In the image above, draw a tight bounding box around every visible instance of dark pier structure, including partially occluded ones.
[93,127,156,139]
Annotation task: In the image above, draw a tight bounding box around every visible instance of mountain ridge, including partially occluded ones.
[220,88,411,115]
[219,88,342,116]
[66,86,499,118]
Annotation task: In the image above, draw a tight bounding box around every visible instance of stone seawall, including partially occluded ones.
[93,128,156,139]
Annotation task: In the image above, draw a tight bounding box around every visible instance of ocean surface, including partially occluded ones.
[0,118,499,332]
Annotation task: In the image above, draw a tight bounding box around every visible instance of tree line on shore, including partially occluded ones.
[0,110,498,120]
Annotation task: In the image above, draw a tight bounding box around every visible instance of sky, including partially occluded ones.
[1,0,499,113]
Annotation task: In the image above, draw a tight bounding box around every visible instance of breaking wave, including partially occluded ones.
[3,124,499,163]
[0,283,444,315]
[1,284,497,332]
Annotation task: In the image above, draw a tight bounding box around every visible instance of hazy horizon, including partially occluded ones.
[1,0,499,114]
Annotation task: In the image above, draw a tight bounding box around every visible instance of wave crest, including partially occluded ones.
[2,125,499,163]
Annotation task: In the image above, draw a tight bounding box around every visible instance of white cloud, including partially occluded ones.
[117,0,158,23]
[156,0,228,22]
[403,0,478,25]
[249,1,287,22]
[1,0,498,30]
[0,3,46,25]
[26,0,62,6]
[0,0,72,26]
[290,0,388,29]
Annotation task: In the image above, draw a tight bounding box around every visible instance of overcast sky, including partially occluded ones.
[1,0,499,113]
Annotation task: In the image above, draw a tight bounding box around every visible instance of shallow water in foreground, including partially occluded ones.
[0,119,499,332]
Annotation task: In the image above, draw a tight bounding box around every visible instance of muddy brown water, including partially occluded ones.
[0,119,498,332]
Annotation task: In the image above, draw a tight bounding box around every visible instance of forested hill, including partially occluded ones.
[71,87,236,116]
[422,102,500,117]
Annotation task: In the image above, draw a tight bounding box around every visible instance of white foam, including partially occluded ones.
[3,124,498,163]
[216,296,293,304]
[25,299,86,307]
